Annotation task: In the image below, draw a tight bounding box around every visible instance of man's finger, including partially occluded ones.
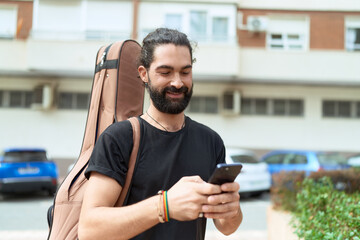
[220,182,240,192]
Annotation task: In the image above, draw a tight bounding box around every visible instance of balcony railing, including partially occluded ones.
[30,30,131,42]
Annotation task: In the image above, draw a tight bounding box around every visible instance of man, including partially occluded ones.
[79,28,242,240]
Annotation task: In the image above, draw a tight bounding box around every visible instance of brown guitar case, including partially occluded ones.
[47,40,144,240]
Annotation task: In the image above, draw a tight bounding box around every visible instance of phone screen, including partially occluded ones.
[208,163,243,185]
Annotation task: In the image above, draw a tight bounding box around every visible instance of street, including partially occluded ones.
[0,192,270,240]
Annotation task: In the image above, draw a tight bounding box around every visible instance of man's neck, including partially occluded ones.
[142,106,185,132]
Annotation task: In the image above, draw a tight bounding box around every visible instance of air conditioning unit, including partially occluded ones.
[247,16,268,32]
[31,84,54,110]
[222,90,241,116]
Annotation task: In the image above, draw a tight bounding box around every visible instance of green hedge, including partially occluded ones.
[270,169,360,239]
[293,177,360,239]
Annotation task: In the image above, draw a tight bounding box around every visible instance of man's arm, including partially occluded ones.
[79,173,223,240]
[78,172,159,240]
[202,182,243,235]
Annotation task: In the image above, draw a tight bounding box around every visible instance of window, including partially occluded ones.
[0,90,33,108]
[264,154,285,164]
[212,17,228,42]
[241,98,268,115]
[58,92,90,110]
[8,91,33,108]
[0,6,17,39]
[158,4,236,44]
[0,91,3,106]
[274,99,286,115]
[345,17,360,51]
[33,1,132,41]
[188,96,218,114]
[190,11,207,41]
[223,92,234,111]
[289,100,303,116]
[255,99,268,115]
[274,99,304,116]
[85,1,132,40]
[317,153,347,165]
[4,150,47,163]
[241,98,304,116]
[231,155,258,164]
[76,93,89,109]
[267,15,309,50]
[322,100,359,118]
[290,154,307,164]
[165,14,182,31]
[34,1,82,40]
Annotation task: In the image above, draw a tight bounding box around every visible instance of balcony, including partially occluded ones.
[238,48,360,86]
[1,35,240,79]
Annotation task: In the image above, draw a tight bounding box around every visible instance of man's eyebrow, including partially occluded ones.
[155,65,192,70]
[156,65,173,70]
[182,65,192,70]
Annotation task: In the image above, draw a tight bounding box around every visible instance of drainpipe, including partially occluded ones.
[132,0,139,40]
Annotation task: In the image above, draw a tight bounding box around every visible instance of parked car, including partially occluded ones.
[261,150,350,176]
[347,153,360,168]
[226,148,271,197]
[0,148,58,195]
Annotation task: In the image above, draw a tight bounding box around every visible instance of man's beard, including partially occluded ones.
[147,77,193,114]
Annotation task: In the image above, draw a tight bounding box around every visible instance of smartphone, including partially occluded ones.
[208,163,243,185]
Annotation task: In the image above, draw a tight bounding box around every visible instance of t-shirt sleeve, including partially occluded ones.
[217,143,226,165]
[84,120,133,187]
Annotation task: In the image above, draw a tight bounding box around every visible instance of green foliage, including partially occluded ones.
[293,177,360,239]
[270,169,360,239]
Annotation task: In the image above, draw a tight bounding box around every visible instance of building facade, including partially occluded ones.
[1,0,359,175]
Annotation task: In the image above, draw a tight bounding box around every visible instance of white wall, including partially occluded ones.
[238,48,360,85]
[0,77,91,159]
[0,108,87,159]
[188,83,360,152]
[0,40,28,72]
[1,78,359,161]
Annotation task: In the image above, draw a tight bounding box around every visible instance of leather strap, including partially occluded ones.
[117,117,141,206]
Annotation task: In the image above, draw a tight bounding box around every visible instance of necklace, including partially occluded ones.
[146,111,185,132]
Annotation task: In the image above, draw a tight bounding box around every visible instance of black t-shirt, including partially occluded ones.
[85,116,225,240]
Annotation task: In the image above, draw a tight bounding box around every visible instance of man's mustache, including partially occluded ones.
[163,86,189,94]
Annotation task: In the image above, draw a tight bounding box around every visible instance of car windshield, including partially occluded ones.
[3,151,47,163]
[316,153,347,165]
[231,155,259,164]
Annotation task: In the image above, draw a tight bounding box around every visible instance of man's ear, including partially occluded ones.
[138,66,147,83]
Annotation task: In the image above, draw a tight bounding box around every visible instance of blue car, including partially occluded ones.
[261,150,350,176]
[0,148,58,195]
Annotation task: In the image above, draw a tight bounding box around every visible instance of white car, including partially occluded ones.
[226,148,271,197]
[348,154,360,167]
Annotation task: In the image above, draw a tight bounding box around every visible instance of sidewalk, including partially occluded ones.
[0,230,267,240]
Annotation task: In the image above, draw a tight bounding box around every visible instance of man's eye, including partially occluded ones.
[160,72,170,75]
[182,71,190,75]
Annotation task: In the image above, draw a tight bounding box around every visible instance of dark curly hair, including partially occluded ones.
[139,28,195,69]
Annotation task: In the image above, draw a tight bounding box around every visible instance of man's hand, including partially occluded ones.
[202,181,240,219]
[205,181,242,236]
[167,176,222,221]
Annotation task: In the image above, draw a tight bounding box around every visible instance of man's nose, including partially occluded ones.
[171,73,183,88]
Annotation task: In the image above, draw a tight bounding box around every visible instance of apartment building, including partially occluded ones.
[0,0,359,173]
[230,0,360,154]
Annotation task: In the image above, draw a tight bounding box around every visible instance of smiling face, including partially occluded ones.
[139,43,193,114]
